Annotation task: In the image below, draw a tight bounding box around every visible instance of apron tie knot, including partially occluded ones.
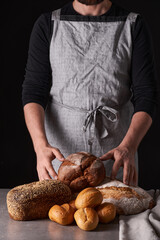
[83,105,118,139]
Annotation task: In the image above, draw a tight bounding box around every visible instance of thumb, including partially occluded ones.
[99,149,114,161]
[52,148,65,162]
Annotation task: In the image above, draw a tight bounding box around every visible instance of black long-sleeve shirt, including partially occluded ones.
[22,1,158,119]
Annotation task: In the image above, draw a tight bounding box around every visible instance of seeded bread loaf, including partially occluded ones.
[7,180,71,221]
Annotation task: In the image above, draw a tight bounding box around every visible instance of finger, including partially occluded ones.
[128,166,135,186]
[123,161,130,185]
[52,148,65,161]
[37,171,41,181]
[37,166,44,181]
[46,163,58,180]
[40,168,52,181]
[133,168,138,186]
[99,150,114,161]
[111,160,122,180]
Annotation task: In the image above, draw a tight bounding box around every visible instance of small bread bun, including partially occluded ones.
[49,203,75,225]
[75,187,103,209]
[68,200,77,211]
[74,208,99,231]
[96,202,116,223]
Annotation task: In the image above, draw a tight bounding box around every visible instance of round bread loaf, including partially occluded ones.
[75,187,103,209]
[49,203,75,225]
[7,180,71,221]
[96,202,116,223]
[58,152,106,191]
[95,177,155,215]
[74,208,99,231]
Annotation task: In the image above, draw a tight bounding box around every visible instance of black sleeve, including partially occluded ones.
[131,15,158,120]
[22,12,52,109]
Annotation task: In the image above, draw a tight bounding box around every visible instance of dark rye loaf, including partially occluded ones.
[7,180,71,221]
[58,152,106,191]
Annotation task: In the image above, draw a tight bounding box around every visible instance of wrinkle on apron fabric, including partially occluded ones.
[45,9,139,180]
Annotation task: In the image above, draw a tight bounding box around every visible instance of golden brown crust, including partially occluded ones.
[7,180,71,221]
[74,208,99,231]
[68,200,77,211]
[96,202,116,223]
[96,178,155,215]
[75,187,103,209]
[99,186,142,201]
[49,203,75,225]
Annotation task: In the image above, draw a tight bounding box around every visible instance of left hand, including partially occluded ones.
[99,145,138,186]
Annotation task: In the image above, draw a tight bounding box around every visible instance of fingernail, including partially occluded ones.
[54,176,58,180]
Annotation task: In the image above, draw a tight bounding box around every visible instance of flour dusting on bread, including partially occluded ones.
[96,177,155,215]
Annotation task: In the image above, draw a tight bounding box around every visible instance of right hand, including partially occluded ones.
[35,144,65,180]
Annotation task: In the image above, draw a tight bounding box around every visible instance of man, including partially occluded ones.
[22,0,157,186]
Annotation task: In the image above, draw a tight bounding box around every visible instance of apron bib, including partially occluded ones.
[45,9,139,180]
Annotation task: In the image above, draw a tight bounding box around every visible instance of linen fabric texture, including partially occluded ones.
[45,8,139,180]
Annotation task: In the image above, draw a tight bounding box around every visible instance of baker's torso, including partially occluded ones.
[45,7,139,180]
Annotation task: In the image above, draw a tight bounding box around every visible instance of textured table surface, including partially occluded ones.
[0,189,119,240]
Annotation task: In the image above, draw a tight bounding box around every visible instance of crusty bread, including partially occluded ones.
[74,208,99,231]
[68,199,77,211]
[95,177,155,215]
[75,187,103,209]
[7,180,71,221]
[58,152,106,191]
[49,203,75,225]
[96,202,116,223]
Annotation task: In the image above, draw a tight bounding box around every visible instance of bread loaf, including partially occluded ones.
[7,180,71,220]
[96,177,155,215]
[49,203,75,225]
[58,152,106,191]
[74,208,99,231]
[96,202,116,223]
[75,187,103,209]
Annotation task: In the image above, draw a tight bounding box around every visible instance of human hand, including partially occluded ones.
[99,145,138,186]
[35,144,65,180]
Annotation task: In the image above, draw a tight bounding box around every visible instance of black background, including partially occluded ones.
[1,0,160,189]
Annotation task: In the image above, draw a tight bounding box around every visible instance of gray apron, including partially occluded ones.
[45,9,139,181]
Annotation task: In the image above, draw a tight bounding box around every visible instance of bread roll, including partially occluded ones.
[7,180,71,220]
[49,203,75,225]
[96,202,116,223]
[96,177,155,215]
[58,152,106,191]
[75,187,103,209]
[74,208,99,231]
[68,200,77,211]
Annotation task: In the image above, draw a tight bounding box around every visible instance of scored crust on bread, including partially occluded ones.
[95,177,155,215]
[58,152,106,191]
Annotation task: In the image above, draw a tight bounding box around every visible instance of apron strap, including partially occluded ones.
[51,9,61,21]
[51,99,118,140]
